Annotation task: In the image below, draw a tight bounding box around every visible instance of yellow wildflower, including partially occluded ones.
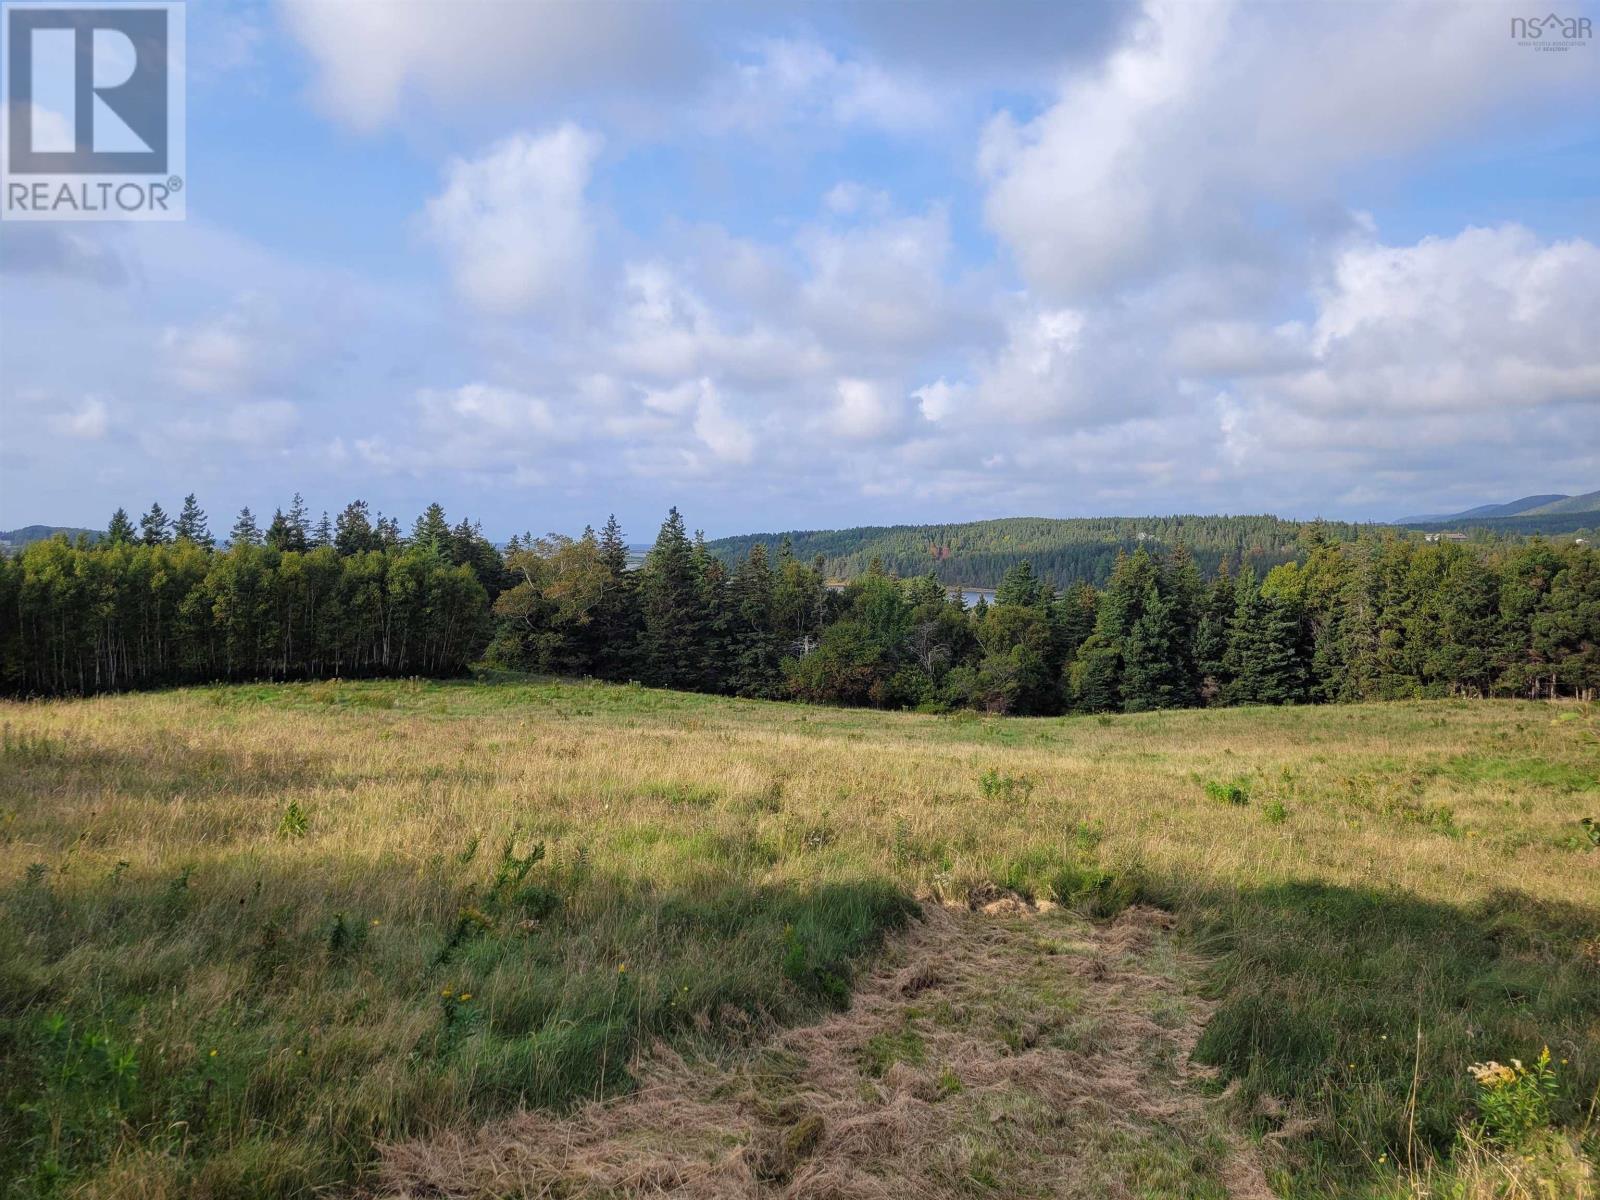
[1468,1060,1518,1088]
[458,992,471,1001]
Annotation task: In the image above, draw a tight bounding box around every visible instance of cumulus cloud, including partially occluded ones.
[980,0,1597,299]
[423,126,603,316]
[1254,225,1600,418]
[827,378,908,442]
[51,397,110,439]
[162,313,262,395]
[278,0,698,132]
[708,38,942,134]
[691,381,756,464]
[798,207,965,355]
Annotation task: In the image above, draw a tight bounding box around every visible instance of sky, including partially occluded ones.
[1,0,1598,541]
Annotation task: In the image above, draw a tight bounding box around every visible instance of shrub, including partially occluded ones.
[277,801,309,839]
[1203,778,1251,806]
[1469,1047,1559,1147]
[978,769,1034,804]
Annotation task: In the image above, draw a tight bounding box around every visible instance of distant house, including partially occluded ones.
[1423,531,1469,543]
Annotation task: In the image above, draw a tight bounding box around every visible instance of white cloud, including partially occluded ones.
[827,378,906,442]
[798,207,963,355]
[1279,225,1600,414]
[420,382,556,434]
[277,0,695,132]
[692,380,755,463]
[980,0,1597,299]
[708,38,941,134]
[52,397,110,439]
[423,126,603,316]
[162,314,259,395]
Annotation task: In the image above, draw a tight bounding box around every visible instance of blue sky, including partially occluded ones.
[2,0,1598,540]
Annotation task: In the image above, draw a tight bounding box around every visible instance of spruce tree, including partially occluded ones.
[138,502,171,546]
[265,509,292,549]
[1194,559,1235,703]
[727,541,780,696]
[230,507,263,547]
[285,492,311,552]
[1223,569,1307,705]
[598,514,628,576]
[995,559,1043,607]
[1120,583,1186,711]
[412,503,450,548]
[638,507,700,687]
[105,507,136,545]
[173,493,213,548]
[1051,581,1098,665]
[591,515,637,679]
[311,511,334,549]
[334,500,374,556]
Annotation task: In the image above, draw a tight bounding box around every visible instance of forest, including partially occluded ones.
[2,494,1596,711]
[705,514,1379,589]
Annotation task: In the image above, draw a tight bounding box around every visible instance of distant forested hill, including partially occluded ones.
[704,514,1373,588]
[1521,489,1600,516]
[1406,512,1600,537]
[0,525,102,551]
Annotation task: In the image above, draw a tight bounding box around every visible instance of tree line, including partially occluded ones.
[704,514,1378,590]
[2,496,1596,710]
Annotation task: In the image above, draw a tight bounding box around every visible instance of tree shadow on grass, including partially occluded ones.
[0,848,915,1199]
[1175,877,1600,1189]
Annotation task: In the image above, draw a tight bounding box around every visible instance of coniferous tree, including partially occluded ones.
[284,492,311,552]
[692,531,729,691]
[138,502,171,546]
[638,508,701,688]
[173,493,213,548]
[230,507,263,547]
[726,541,780,696]
[311,511,334,549]
[412,503,450,548]
[106,507,136,545]
[1121,583,1187,711]
[1224,568,1306,705]
[995,559,1043,607]
[599,514,629,576]
[590,514,638,679]
[334,501,375,556]
[1194,559,1235,703]
[1052,581,1098,666]
[265,509,293,550]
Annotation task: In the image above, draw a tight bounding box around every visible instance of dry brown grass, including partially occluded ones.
[3,680,1597,1198]
[377,903,1269,1200]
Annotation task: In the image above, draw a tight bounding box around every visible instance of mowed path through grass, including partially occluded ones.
[2,680,1598,1197]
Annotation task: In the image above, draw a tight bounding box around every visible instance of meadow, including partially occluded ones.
[2,679,1597,1198]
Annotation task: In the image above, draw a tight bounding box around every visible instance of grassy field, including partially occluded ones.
[2,679,1597,1198]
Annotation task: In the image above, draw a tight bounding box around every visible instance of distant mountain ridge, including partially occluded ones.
[703,514,1371,591]
[0,525,102,549]
[1396,490,1600,525]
